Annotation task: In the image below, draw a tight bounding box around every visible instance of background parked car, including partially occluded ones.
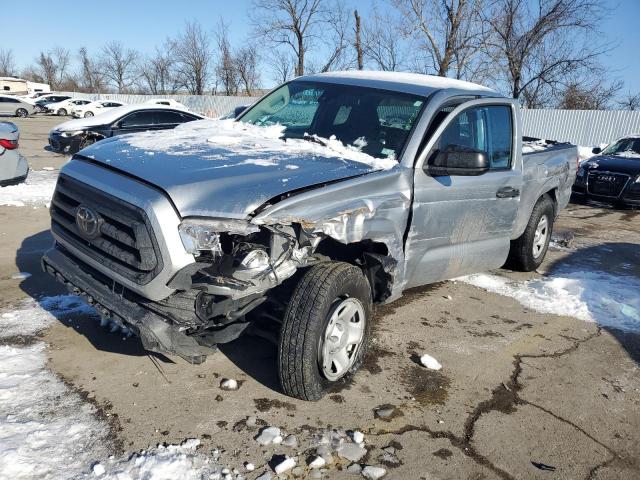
[0,121,28,185]
[573,134,640,207]
[0,95,36,117]
[49,104,204,153]
[144,98,188,109]
[71,100,125,118]
[46,98,92,116]
[34,95,71,113]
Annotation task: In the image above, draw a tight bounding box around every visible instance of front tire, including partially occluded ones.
[84,111,94,118]
[57,108,67,116]
[278,262,373,401]
[507,195,555,271]
[15,108,28,118]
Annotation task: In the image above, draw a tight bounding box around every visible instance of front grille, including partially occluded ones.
[50,175,162,284]
[587,172,629,198]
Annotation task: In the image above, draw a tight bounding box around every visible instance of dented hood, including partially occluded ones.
[77,125,387,218]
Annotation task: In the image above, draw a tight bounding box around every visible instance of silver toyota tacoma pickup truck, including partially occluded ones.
[42,72,577,400]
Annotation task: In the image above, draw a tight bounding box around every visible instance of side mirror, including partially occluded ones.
[233,105,248,118]
[592,147,602,154]
[426,145,490,176]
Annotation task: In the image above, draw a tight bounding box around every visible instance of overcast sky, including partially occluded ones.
[4,0,640,93]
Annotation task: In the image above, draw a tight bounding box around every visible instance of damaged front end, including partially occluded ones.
[158,218,326,348]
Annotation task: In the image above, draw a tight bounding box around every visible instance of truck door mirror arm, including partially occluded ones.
[424,145,490,176]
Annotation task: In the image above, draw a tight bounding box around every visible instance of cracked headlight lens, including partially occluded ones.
[178,220,223,256]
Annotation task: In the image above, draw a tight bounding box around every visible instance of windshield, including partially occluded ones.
[239,81,425,160]
[601,137,640,158]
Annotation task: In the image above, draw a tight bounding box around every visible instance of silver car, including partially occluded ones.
[0,122,28,185]
[0,95,36,118]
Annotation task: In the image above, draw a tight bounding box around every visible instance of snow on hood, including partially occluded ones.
[77,119,398,218]
[123,118,397,170]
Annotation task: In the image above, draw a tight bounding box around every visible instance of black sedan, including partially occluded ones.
[573,136,640,207]
[48,105,203,154]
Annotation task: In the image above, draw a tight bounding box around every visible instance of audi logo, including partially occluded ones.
[597,175,616,183]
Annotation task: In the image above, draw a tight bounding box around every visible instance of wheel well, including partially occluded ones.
[541,189,558,216]
[314,237,395,303]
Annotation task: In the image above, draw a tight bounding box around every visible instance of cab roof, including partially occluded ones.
[299,71,502,99]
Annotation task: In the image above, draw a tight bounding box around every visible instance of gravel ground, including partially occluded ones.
[1,115,638,479]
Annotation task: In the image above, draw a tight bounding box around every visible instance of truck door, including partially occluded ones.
[404,98,521,288]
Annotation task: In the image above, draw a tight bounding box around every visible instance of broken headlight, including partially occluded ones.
[178,220,224,256]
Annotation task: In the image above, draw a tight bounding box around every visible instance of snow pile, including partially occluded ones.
[122,118,397,170]
[91,439,224,480]
[0,297,225,480]
[0,170,57,207]
[0,298,111,480]
[462,269,640,332]
[522,139,549,154]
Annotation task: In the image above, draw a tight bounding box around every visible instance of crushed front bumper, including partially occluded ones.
[42,245,215,363]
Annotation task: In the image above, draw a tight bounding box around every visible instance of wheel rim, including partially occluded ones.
[320,297,366,381]
[532,214,549,259]
[17,109,27,117]
[85,112,93,117]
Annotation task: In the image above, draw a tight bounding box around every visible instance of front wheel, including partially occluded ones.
[57,108,67,116]
[15,108,28,118]
[84,111,94,118]
[507,195,555,271]
[278,262,373,401]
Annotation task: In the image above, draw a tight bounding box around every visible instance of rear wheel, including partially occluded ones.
[507,195,554,271]
[84,111,94,118]
[278,262,372,401]
[15,108,28,118]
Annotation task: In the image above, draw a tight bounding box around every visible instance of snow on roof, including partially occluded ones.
[301,70,500,97]
[54,104,203,131]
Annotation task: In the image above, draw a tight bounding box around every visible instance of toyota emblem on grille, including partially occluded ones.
[75,206,100,238]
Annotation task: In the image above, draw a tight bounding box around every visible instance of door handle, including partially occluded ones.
[496,187,520,198]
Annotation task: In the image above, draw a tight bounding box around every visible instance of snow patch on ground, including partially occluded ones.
[0,297,224,480]
[0,298,111,480]
[123,118,397,170]
[462,269,640,332]
[0,170,57,207]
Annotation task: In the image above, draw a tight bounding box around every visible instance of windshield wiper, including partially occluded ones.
[300,134,328,147]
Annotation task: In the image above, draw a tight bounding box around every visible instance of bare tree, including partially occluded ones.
[395,0,485,77]
[170,21,213,94]
[34,47,71,89]
[234,46,260,96]
[617,92,640,111]
[362,5,408,71]
[485,0,605,102]
[557,79,622,110]
[251,0,323,76]
[318,0,352,72]
[0,48,16,77]
[138,45,176,94]
[354,10,364,70]
[78,47,106,92]
[101,42,139,92]
[268,49,296,84]
[215,21,240,95]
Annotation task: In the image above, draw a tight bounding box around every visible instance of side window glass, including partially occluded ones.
[119,111,154,128]
[429,105,512,170]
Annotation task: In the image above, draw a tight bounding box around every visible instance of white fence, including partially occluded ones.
[520,109,640,146]
[59,92,640,146]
